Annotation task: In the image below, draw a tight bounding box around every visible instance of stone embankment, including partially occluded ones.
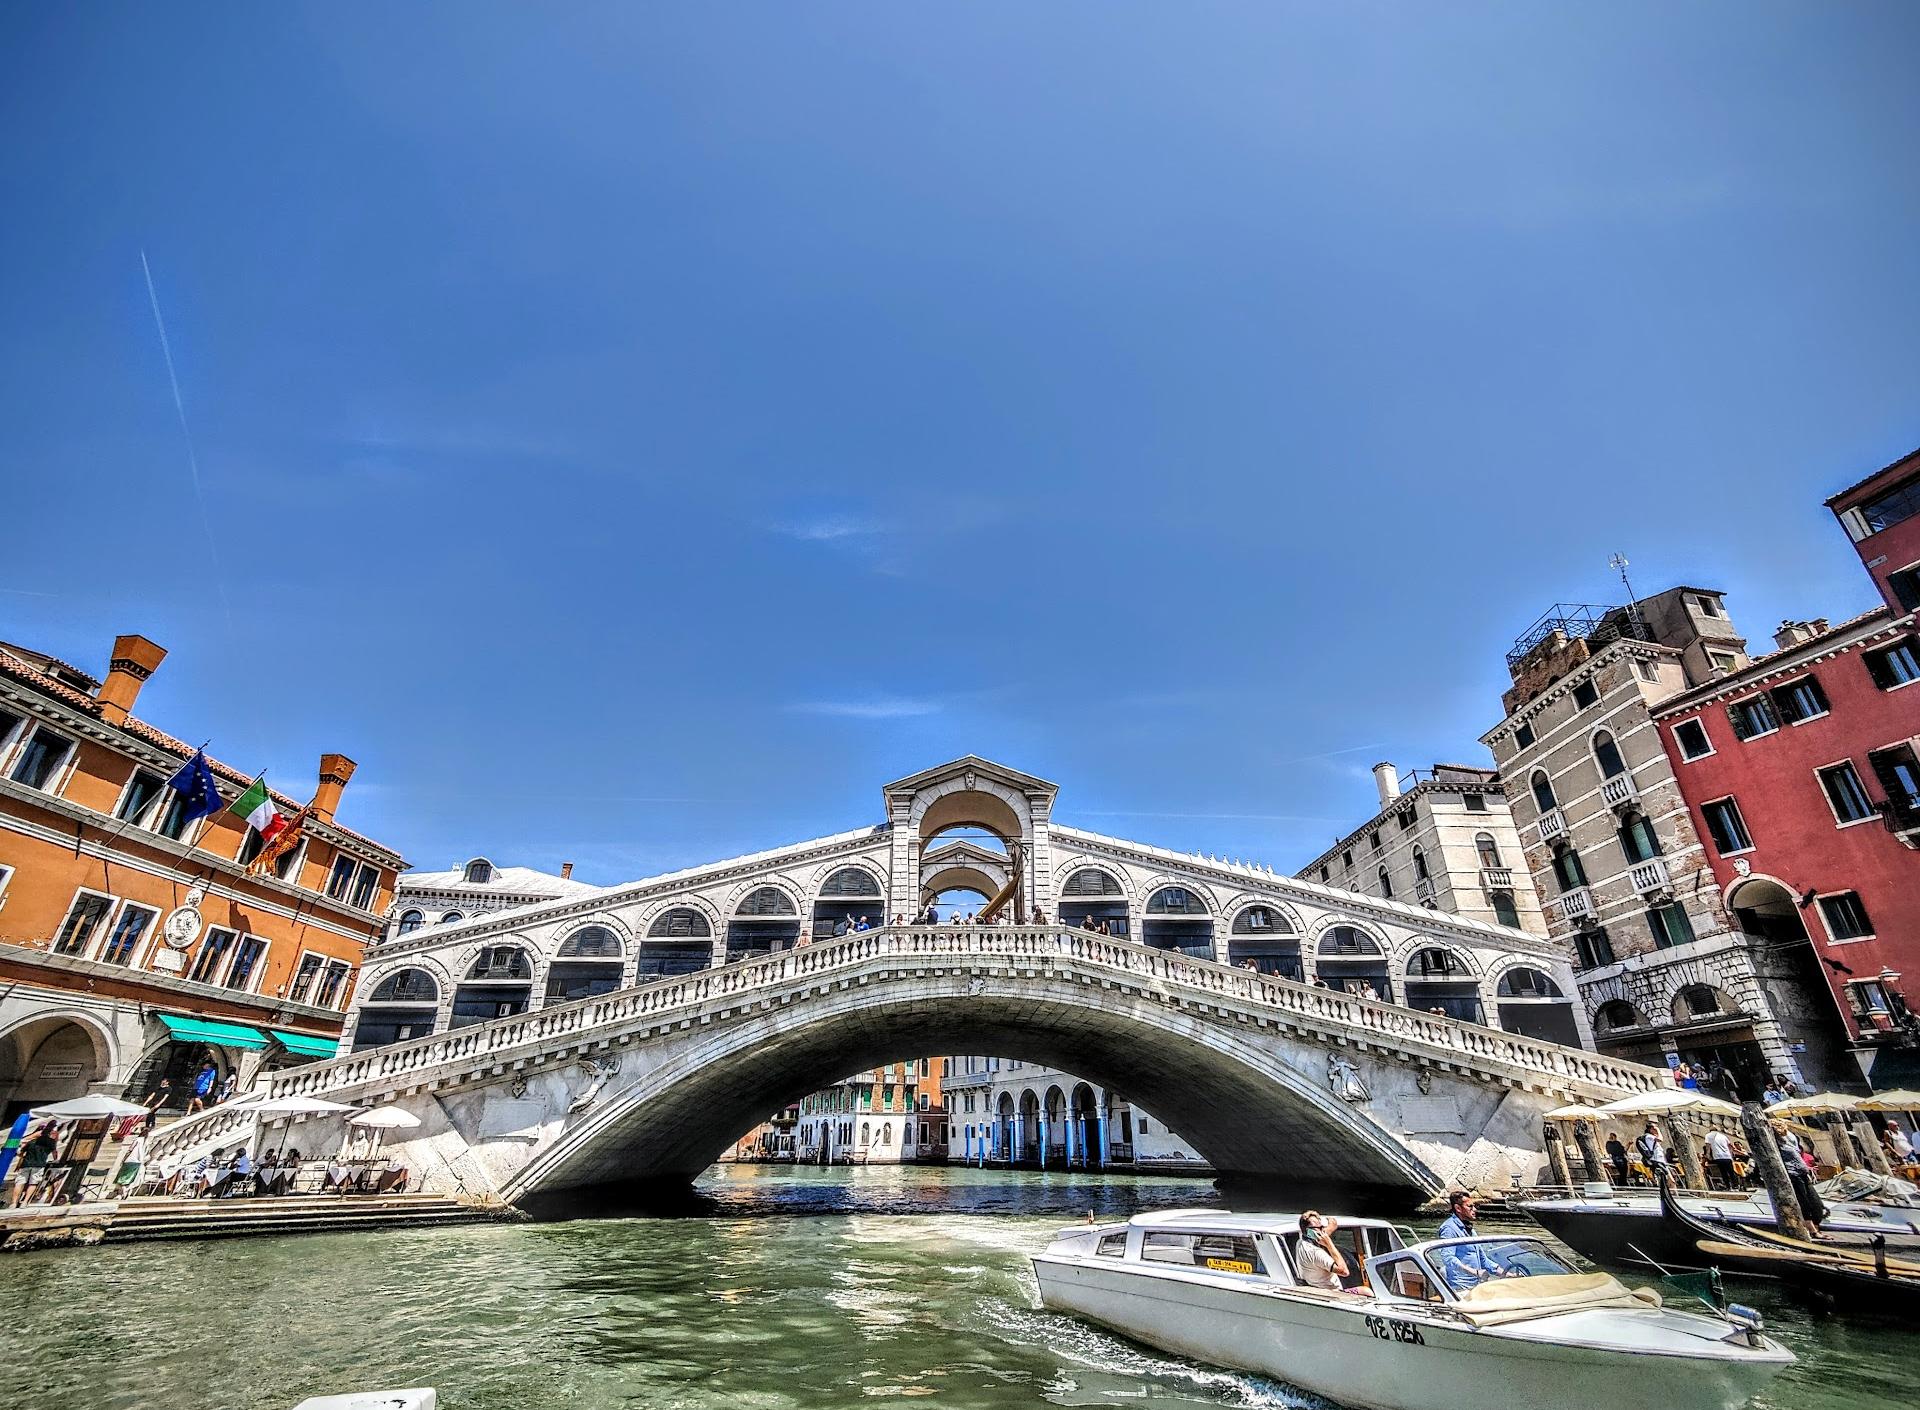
[0,1192,523,1253]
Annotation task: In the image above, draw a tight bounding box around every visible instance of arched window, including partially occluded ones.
[1146,887,1208,915]
[1377,867,1393,899]
[1062,868,1123,897]
[648,908,712,938]
[734,886,796,916]
[1530,770,1557,813]
[1474,833,1502,868]
[465,945,532,981]
[1407,946,1470,979]
[1317,925,1380,957]
[1491,893,1521,929]
[464,859,493,884]
[450,945,534,1030]
[1674,984,1737,1023]
[1411,849,1429,881]
[1496,967,1562,999]
[369,968,439,1004]
[820,868,881,898]
[1592,730,1626,780]
[1595,999,1645,1032]
[396,909,425,936]
[1230,905,1292,935]
[440,911,464,924]
[556,926,622,960]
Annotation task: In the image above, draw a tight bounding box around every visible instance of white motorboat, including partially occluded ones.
[1031,1209,1792,1410]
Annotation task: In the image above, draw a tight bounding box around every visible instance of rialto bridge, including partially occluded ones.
[150,759,1660,1210]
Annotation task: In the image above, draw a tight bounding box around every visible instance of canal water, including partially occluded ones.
[0,1165,1907,1410]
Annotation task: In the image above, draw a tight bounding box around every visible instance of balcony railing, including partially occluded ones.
[1628,858,1671,895]
[1536,807,1569,844]
[1480,866,1514,893]
[1413,876,1437,906]
[1600,773,1639,811]
[1555,888,1597,926]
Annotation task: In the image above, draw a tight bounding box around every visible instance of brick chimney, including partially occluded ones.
[310,753,356,824]
[1773,619,1832,651]
[96,634,167,726]
[560,862,575,880]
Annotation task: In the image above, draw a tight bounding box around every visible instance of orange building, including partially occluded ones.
[0,634,405,1118]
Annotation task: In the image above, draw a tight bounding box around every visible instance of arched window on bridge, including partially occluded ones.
[451,945,534,1029]
[1228,905,1300,979]
[1142,887,1213,959]
[728,887,800,963]
[1404,946,1482,1024]
[1492,966,1580,1046]
[1315,926,1392,1001]
[545,926,625,1005]
[352,967,441,1052]
[813,868,883,938]
[1058,867,1128,936]
[440,911,464,924]
[641,908,713,977]
[396,909,424,936]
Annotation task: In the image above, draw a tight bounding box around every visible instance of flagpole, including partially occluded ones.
[99,739,217,854]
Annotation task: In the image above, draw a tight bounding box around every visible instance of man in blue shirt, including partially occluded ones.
[1433,1191,1506,1291]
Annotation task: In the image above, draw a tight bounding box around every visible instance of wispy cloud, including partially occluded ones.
[769,512,888,544]
[1270,742,1388,768]
[786,696,943,720]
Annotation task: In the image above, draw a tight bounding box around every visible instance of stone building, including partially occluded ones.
[0,634,403,1117]
[389,857,597,941]
[942,1056,1205,1169]
[793,1062,924,1163]
[1481,592,1850,1094]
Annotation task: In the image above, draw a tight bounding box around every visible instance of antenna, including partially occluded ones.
[1610,553,1647,636]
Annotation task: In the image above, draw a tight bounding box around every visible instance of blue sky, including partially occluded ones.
[2,4,1917,883]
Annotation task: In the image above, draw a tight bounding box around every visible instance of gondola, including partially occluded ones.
[1656,1172,1920,1317]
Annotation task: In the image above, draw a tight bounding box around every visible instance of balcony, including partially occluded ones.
[1413,876,1438,906]
[1600,772,1639,812]
[1628,858,1672,896]
[1555,887,1598,927]
[1480,866,1514,893]
[1536,807,1569,844]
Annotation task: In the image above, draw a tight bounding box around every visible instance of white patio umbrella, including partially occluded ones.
[29,1094,151,1120]
[1856,1089,1920,1113]
[1769,1092,1861,1118]
[1596,1088,1741,1119]
[347,1105,421,1129]
[253,1095,361,1116]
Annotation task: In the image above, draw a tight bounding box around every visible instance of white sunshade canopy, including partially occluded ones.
[253,1095,361,1117]
[29,1094,151,1119]
[1595,1088,1741,1118]
[1769,1092,1863,1117]
[348,1105,422,1130]
[1544,1103,1611,1120]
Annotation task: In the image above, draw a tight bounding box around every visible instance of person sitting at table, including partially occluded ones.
[254,1149,278,1195]
[322,1157,354,1194]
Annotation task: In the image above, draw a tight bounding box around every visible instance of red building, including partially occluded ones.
[1650,449,1920,1089]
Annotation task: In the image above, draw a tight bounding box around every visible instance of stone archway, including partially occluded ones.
[0,1013,116,1111]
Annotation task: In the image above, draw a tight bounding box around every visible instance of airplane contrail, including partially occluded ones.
[140,249,233,632]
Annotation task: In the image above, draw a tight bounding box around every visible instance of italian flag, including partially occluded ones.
[230,777,288,845]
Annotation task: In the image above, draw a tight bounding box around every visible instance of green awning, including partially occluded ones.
[270,1029,339,1061]
[156,1013,269,1051]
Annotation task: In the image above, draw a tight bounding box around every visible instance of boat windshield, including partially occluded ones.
[1425,1238,1575,1297]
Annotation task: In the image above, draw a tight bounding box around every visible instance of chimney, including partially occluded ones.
[310,753,356,824]
[1773,619,1829,651]
[97,634,167,726]
[1372,762,1401,808]
[560,862,575,880]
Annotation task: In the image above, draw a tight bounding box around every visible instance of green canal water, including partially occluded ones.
[0,1165,1907,1410]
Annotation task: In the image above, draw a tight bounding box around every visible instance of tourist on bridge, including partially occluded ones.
[186,1061,218,1115]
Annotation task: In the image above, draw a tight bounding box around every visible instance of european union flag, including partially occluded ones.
[165,749,224,822]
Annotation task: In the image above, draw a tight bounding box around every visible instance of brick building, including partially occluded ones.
[0,634,405,1117]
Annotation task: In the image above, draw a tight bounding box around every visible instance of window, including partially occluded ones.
[1672,719,1713,761]
[116,768,166,824]
[101,903,157,965]
[1574,929,1616,970]
[1818,762,1876,824]
[1529,771,1556,813]
[10,726,75,791]
[650,908,711,938]
[440,911,465,924]
[0,709,21,753]
[1146,887,1208,915]
[288,953,324,1004]
[1694,594,1723,618]
[464,859,493,884]
[1848,980,1896,1020]
[1617,815,1662,864]
[1463,792,1487,813]
[1496,967,1561,999]
[1318,866,1329,883]
[1709,649,1741,673]
[1727,695,1780,741]
[1771,676,1830,724]
[1369,831,1381,853]
[350,863,380,910]
[1571,679,1600,710]
[1701,798,1753,855]
[1341,850,1352,869]
[1409,946,1468,978]
[1474,833,1502,867]
[1859,475,1920,535]
[1377,868,1392,899]
[1411,849,1428,880]
[1140,1231,1266,1275]
[274,840,306,882]
[1491,893,1521,929]
[1637,660,1660,683]
[1096,1232,1128,1258]
[1889,564,1920,614]
[1591,730,1626,778]
[1550,847,1588,892]
[191,928,238,983]
[1818,892,1875,941]
[1513,721,1534,749]
[227,935,267,990]
[53,892,113,956]
[326,854,357,900]
[315,960,352,1008]
[1864,640,1920,690]
[153,789,196,840]
[1870,745,1920,815]
[1647,903,1695,950]
[238,826,268,867]
[1677,984,1727,1020]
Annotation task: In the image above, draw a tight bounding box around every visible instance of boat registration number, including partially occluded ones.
[1364,1315,1426,1346]
[1204,1257,1255,1274]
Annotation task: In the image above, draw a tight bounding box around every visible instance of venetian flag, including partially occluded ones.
[230,776,288,846]
[252,803,309,875]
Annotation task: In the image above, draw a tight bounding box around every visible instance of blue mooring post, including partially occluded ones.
[1040,1120,1048,1169]
[1097,1110,1108,1168]
[1015,1114,1024,1167]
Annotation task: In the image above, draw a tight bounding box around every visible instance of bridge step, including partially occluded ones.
[1,1195,520,1251]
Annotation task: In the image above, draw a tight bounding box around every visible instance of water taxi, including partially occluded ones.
[1031,1209,1792,1410]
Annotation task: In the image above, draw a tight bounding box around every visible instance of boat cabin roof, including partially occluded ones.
[1124,1208,1401,1235]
